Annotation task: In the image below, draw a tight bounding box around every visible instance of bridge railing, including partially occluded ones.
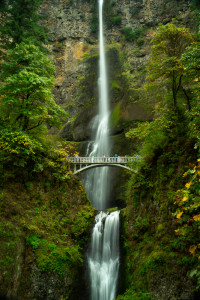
[66,156,140,164]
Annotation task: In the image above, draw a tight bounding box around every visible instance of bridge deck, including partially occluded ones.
[67,156,137,164]
[66,156,139,174]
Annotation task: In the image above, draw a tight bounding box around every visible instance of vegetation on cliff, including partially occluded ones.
[0,1,94,298]
[0,0,48,52]
[117,20,200,300]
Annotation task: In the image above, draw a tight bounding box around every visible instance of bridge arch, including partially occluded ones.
[73,163,134,175]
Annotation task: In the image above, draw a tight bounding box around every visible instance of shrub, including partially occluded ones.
[26,234,41,250]
[117,288,152,300]
[190,0,200,10]
[131,7,141,17]
[137,38,144,47]
[110,16,122,26]
[90,17,98,33]
[122,27,144,42]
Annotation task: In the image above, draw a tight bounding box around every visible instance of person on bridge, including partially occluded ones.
[75,154,80,162]
[114,154,118,162]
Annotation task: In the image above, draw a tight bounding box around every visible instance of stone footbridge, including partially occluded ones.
[67,156,139,175]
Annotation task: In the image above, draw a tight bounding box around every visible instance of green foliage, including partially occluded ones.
[147,23,193,108]
[0,42,67,132]
[0,0,48,51]
[26,233,83,276]
[131,7,141,17]
[190,0,200,10]
[181,42,200,144]
[0,42,71,180]
[26,234,41,249]
[190,268,200,290]
[90,16,98,33]
[110,16,122,26]
[109,103,121,127]
[72,204,95,240]
[173,159,200,273]
[36,240,83,276]
[137,38,144,47]
[1,171,93,282]
[182,42,200,78]
[111,79,120,89]
[122,27,145,42]
[134,217,149,233]
[117,288,152,300]
[126,114,169,160]
[0,0,6,10]
[111,1,116,7]
[140,253,165,275]
[0,129,43,168]
[0,127,76,181]
[121,23,200,295]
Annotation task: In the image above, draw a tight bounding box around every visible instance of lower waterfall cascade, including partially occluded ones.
[88,211,120,300]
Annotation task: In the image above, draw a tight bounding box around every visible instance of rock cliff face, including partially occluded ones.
[42,0,192,152]
[0,177,93,300]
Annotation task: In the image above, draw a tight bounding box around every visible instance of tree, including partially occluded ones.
[147,23,193,109]
[181,42,200,83]
[0,0,48,50]
[180,42,200,143]
[0,42,67,132]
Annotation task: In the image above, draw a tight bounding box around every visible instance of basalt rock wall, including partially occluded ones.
[42,0,192,154]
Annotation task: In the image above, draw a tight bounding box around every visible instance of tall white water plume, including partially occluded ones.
[88,211,120,300]
[85,1,120,299]
[84,0,110,211]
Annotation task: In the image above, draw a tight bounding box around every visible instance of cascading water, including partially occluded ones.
[88,211,120,300]
[84,0,120,299]
[84,0,110,211]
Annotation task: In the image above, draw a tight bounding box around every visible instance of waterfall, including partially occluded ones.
[84,0,110,211]
[88,211,120,300]
[85,0,120,299]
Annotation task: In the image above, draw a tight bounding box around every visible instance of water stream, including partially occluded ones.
[88,211,120,300]
[84,0,120,299]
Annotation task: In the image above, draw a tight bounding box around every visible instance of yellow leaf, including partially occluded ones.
[182,196,188,202]
[177,211,183,219]
[175,228,186,235]
[189,245,197,256]
[193,214,200,222]
[185,182,192,189]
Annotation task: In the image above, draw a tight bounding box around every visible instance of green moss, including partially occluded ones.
[72,204,95,241]
[122,27,146,42]
[109,103,121,127]
[0,222,22,288]
[117,288,152,300]
[35,240,83,276]
[157,223,164,233]
[90,16,98,33]
[82,51,99,62]
[120,134,199,296]
[0,173,94,297]
[106,207,119,212]
[110,16,122,26]
[112,79,120,89]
